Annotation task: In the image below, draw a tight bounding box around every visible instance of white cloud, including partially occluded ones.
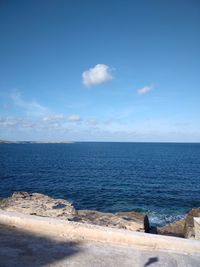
[82,64,113,87]
[10,91,49,116]
[43,114,64,122]
[67,114,82,122]
[0,116,35,128]
[86,118,98,125]
[137,85,153,95]
[43,114,82,123]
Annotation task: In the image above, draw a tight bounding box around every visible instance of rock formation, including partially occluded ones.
[158,208,200,239]
[0,192,77,219]
[157,219,185,238]
[0,192,149,233]
[75,210,149,232]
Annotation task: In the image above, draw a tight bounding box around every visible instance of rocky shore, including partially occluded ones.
[0,192,199,239]
[0,192,149,233]
[158,208,200,239]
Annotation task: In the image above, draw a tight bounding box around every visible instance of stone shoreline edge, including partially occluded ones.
[0,210,200,255]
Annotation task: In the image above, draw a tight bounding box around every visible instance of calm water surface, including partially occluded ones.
[0,142,200,226]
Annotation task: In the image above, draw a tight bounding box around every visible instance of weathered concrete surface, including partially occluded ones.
[184,208,200,238]
[0,223,200,267]
[0,192,148,232]
[194,218,200,240]
[0,210,200,255]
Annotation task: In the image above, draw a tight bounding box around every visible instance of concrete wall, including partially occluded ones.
[0,210,200,254]
[194,217,200,240]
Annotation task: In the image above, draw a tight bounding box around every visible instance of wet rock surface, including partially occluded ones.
[0,192,148,233]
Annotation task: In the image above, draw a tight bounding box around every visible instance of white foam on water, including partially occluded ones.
[148,212,186,227]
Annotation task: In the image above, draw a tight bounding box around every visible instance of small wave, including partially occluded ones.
[148,212,186,227]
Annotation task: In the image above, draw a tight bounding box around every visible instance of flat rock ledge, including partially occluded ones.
[0,192,149,233]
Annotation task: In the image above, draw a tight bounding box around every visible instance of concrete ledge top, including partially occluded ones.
[194,217,200,223]
[0,210,200,255]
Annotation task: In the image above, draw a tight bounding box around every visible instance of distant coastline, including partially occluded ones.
[0,140,75,144]
[1,140,200,144]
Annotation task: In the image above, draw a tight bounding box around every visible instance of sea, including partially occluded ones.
[0,142,200,227]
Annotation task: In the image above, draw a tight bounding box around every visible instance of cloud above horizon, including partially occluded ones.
[10,91,49,116]
[67,114,82,122]
[137,85,153,95]
[5,91,83,133]
[82,64,113,87]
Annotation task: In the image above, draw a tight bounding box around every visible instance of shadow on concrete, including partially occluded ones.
[144,256,159,267]
[0,223,82,267]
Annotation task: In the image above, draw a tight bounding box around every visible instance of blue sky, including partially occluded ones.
[0,0,200,142]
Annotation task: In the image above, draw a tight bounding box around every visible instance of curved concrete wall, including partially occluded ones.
[0,210,199,254]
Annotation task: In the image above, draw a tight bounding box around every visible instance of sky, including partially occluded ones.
[0,0,200,142]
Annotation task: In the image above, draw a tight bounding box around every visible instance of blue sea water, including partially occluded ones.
[0,142,200,226]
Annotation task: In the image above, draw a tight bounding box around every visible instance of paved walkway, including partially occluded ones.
[0,224,200,267]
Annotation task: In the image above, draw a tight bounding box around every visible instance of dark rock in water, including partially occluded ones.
[157,208,200,239]
[0,192,148,233]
